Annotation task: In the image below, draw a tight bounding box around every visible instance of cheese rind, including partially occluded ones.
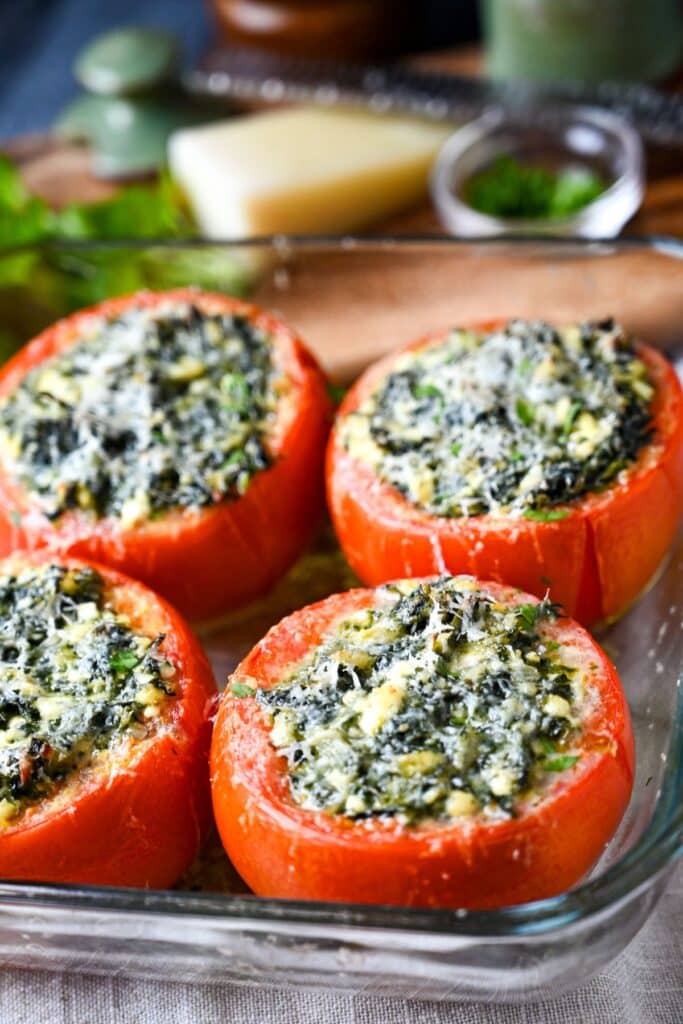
[168,108,452,238]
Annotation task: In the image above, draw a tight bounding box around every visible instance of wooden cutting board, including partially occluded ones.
[11,46,683,235]
[6,48,683,380]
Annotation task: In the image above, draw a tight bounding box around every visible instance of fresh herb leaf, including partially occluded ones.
[221,449,246,471]
[0,156,251,361]
[518,356,532,377]
[515,398,535,426]
[450,442,462,456]
[327,382,347,406]
[231,681,256,698]
[538,736,556,755]
[465,156,605,221]
[221,372,249,409]
[544,754,579,772]
[54,174,192,241]
[109,649,140,674]
[551,169,605,217]
[516,603,540,629]
[414,383,443,402]
[524,507,570,522]
[562,400,583,437]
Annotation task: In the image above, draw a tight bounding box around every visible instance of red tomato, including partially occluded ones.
[210,579,634,910]
[326,322,683,625]
[0,552,215,888]
[0,290,331,620]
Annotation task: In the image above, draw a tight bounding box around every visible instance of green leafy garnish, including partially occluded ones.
[0,155,251,360]
[414,383,443,402]
[562,400,583,437]
[221,449,246,471]
[450,442,462,456]
[109,649,140,674]
[518,356,533,377]
[465,156,605,221]
[231,681,256,698]
[54,176,191,242]
[544,754,579,772]
[327,382,347,406]
[524,507,570,522]
[220,372,250,409]
[538,736,556,755]
[0,158,192,249]
[515,398,535,426]
[516,603,541,629]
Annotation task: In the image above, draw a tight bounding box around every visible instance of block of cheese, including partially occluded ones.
[168,107,452,237]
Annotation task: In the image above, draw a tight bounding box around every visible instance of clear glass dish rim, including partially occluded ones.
[0,232,680,940]
[428,105,645,236]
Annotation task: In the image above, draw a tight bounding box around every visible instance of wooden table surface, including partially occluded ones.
[11,46,683,239]
[6,48,683,380]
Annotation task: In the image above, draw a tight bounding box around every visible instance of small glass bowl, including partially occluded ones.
[431,104,645,238]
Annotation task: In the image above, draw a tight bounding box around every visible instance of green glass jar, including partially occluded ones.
[482,0,682,83]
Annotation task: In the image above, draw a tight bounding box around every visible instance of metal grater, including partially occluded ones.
[184,47,683,147]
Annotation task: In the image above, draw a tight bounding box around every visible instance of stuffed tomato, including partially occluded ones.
[327,318,683,625]
[210,575,634,909]
[0,289,331,620]
[0,552,215,887]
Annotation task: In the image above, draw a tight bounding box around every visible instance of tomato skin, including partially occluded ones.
[210,581,634,910]
[0,290,332,620]
[0,552,216,888]
[326,325,683,625]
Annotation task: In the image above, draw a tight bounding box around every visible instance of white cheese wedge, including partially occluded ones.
[168,107,452,238]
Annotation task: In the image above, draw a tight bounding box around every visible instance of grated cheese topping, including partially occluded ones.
[340,319,654,519]
[0,302,281,524]
[255,577,586,826]
[0,563,175,826]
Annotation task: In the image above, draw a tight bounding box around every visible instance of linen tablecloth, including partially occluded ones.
[2,861,681,1024]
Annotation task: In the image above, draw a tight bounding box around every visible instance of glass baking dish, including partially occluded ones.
[0,236,680,1003]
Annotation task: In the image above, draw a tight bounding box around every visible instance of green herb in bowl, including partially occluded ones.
[464,156,606,220]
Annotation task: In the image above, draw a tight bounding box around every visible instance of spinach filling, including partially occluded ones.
[341,318,654,518]
[0,564,175,824]
[0,303,279,524]
[257,577,581,825]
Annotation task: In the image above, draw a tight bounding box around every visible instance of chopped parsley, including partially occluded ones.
[109,649,141,674]
[231,681,255,698]
[515,398,535,426]
[0,302,281,525]
[464,156,606,220]
[0,563,175,826]
[341,319,654,519]
[524,508,570,522]
[258,577,583,825]
[544,754,579,772]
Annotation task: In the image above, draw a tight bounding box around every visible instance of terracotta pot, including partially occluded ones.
[209,0,413,59]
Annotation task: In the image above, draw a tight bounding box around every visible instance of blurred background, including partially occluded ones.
[1,0,480,138]
[0,0,681,345]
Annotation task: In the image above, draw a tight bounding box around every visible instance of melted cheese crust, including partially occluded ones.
[341,319,653,519]
[257,577,588,826]
[0,563,175,827]
[0,302,284,525]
